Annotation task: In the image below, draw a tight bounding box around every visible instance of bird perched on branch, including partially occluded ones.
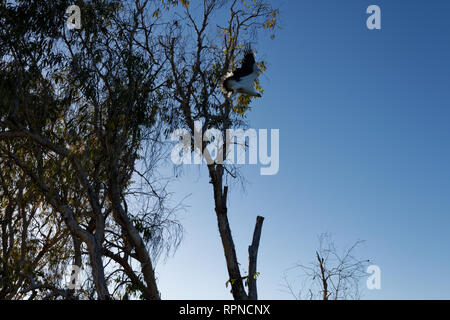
[220,46,261,98]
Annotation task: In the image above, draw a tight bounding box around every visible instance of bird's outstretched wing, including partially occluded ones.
[228,49,256,81]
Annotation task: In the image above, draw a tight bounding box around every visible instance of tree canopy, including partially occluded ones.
[0,0,279,300]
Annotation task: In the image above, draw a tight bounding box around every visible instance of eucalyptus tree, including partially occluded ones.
[0,155,74,299]
[0,0,182,299]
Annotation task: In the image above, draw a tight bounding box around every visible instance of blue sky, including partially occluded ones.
[156,0,450,299]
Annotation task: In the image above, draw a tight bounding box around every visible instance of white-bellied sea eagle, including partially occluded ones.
[220,47,261,98]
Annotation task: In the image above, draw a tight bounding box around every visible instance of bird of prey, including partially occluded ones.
[220,47,261,98]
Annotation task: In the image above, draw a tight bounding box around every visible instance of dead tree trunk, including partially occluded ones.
[209,165,264,300]
[248,216,264,300]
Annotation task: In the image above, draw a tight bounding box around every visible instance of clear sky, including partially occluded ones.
[156,0,450,299]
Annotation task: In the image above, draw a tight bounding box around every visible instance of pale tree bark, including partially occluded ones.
[108,159,161,300]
